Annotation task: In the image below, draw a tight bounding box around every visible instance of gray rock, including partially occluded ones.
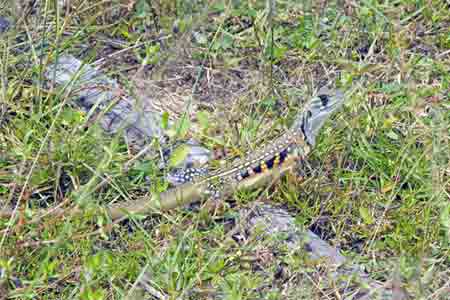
[242,203,346,266]
[44,55,211,169]
[45,55,163,145]
[241,203,394,300]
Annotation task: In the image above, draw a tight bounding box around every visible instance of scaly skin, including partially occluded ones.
[0,88,345,221]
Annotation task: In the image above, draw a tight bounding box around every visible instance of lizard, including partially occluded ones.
[0,88,345,221]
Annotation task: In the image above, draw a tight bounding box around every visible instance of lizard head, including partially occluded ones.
[295,87,345,146]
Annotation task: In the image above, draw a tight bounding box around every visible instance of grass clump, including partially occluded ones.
[1,0,449,299]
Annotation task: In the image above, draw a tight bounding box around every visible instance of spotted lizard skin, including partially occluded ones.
[168,88,344,195]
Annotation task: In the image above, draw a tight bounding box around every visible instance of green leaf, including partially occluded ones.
[80,288,106,300]
[169,145,191,168]
[145,44,160,64]
[386,130,399,140]
[175,114,190,138]
[224,57,242,68]
[135,0,151,17]
[359,206,374,225]
[61,108,83,126]
[212,33,233,51]
[0,185,8,194]
[161,111,169,129]
[440,203,450,231]
[273,46,287,61]
[221,34,233,50]
[212,2,225,13]
[207,257,225,274]
[118,23,130,38]
[247,8,257,18]
[196,110,209,130]
[31,168,50,186]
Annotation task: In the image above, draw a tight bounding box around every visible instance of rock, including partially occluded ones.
[45,55,163,145]
[242,203,346,266]
[44,55,211,168]
[241,203,395,300]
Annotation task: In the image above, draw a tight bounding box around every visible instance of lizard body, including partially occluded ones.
[0,88,345,221]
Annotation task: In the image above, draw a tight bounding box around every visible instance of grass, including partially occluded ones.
[1,0,449,299]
